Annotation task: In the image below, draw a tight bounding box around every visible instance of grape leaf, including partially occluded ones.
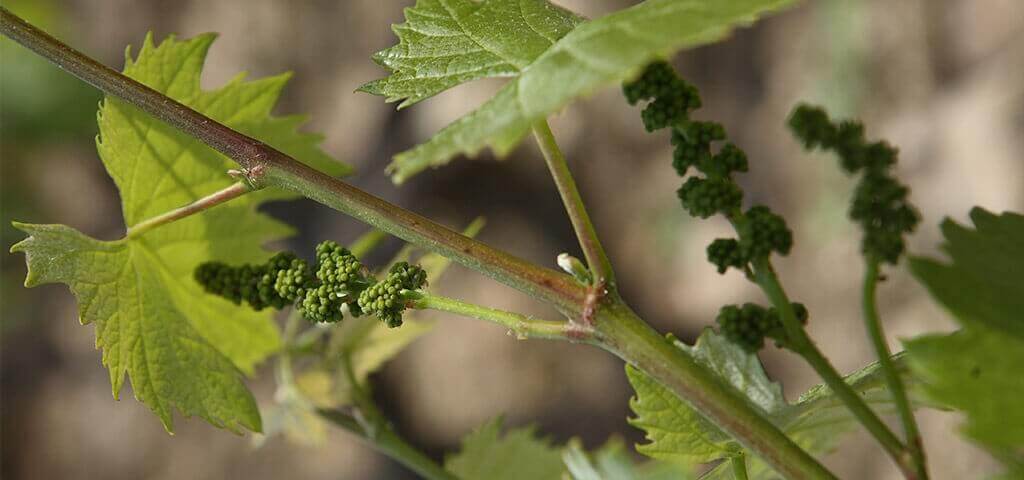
[563,438,694,480]
[10,33,348,432]
[905,329,1024,472]
[327,315,435,404]
[364,0,796,183]
[329,218,484,405]
[907,208,1024,471]
[258,222,483,445]
[359,0,583,108]
[627,329,910,479]
[446,417,566,480]
[909,208,1024,341]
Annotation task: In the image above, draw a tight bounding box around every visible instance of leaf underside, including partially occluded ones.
[11,33,348,433]
[362,0,796,183]
[907,208,1024,472]
[626,329,907,479]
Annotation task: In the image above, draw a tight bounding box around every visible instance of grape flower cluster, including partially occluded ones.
[623,62,793,274]
[622,61,803,352]
[194,241,427,327]
[788,105,919,264]
[194,252,298,311]
[716,302,808,353]
[358,262,428,328]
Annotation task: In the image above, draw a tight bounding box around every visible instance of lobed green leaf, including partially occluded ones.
[446,417,567,480]
[905,329,1024,472]
[369,0,797,183]
[563,438,694,480]
[360,0,583,108]
[909,208,1024,341]
[907,207,1024,472]
[627,329,913,479]
[10,33,349,432]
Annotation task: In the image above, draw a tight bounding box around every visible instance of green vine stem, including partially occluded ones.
[863,259,928,479]
[0,7,586,314]
[318,408,457,480]
[126,181,253,238]
[592,295,836,480]
[1,9,839,479]
[335,353,458,480]
[532,120,614,286]
[278,291,454,479]
[752,259,914,477]
[280,314,453,480]
[410,292,589,341]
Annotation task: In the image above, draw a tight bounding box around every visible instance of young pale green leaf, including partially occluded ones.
[909,208,1024,341]
[627,329,910,478]
[701,355,914,479]
[330,316,434,402]
[563,438,694,480]
[377,0,796,183]
[254,380,330,448]
[359,0,582,108]
[10,33,348,433]
[446,417,566,480]
[326,218,483,404]
[267,218,482,435]
[907,207,1024,472]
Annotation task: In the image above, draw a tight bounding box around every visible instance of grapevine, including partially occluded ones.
[195,241,426,327]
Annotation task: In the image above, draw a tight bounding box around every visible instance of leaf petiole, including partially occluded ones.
[125,181,254,239]
[532,119,615,286]
[863,259,928,479]
[731,454,749,480]
[752,259,914,476]
[409,292,588,342]
[0,6,588,313]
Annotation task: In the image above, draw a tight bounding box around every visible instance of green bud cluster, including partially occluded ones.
[677,177,743,219]
[788,104,919,263]
[273,256,313,302]
[706,238,745,274]
[670,121,726,175]
[298,284,344,324]
[194,252,298,311]
[702,143,748,178]
[357,262,428,328]
[622,61,701,132]
[315,241,369,299]
[737,206,793,259]
[194,262,246,305]
[624,61,805,353]
[716,302,809,353]
[622,61,792,276]
[195,241,428,328]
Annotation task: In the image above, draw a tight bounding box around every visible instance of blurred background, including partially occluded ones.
[2,0,1022,478]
